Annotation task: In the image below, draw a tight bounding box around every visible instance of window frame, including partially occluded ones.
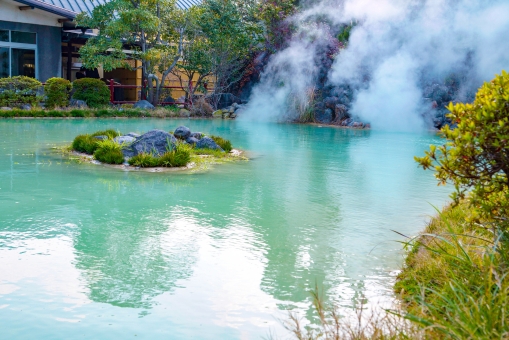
[0,30,38,79]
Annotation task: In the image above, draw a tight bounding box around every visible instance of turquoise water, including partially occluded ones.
[0,119,450,339]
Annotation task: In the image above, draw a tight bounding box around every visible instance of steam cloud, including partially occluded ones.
[242,0,509,130]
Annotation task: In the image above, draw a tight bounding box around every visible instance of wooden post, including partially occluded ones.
[66,40,72,81]
[109,79,115,103]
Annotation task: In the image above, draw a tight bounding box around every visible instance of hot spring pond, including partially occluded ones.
[0,119,451,339]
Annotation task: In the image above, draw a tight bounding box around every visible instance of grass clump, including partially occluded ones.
[72,134,99,154]
[210,135,232,152]
[93,139,124,164]
[158,143,192,167]
[128,153,160,167]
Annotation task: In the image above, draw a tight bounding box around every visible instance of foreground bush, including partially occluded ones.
[93,139,124,164]
[416,71,509,236]
[210,135,232,152]
[0,76,42,107]
[44,78,72,108]
[72,78,110,108]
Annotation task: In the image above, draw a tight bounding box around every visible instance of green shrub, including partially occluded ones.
[44,77,72,108]
[0,76,42,107]
[210,135,232,152]
[158,143,191,167]
[93,139,124,164]
[91,129,119,139]
[72,134,99,154]
[72,78,110,108]
[128,153,160,167]
[70,109,87,117]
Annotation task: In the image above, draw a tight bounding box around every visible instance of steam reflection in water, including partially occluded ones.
[0,119,450,339]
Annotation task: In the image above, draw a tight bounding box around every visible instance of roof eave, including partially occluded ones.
[12,0,77,19]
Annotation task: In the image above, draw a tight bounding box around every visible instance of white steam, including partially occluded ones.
[242,0,509,130]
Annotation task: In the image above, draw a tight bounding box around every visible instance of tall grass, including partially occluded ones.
[210,135,232,152]
[128,143,191,168]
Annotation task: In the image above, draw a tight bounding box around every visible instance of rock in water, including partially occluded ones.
[186,137,199,145]
[123,129,176,158]
[133,100,155,110]
[189,132,203,140]
[195,137,223,151]
[174,126,191,139]
[114,136,136,144]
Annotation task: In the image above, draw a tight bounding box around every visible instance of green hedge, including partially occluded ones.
[72,78,110,108]
[0,76,42,107]
[44,77,72,109]
[0,108,147,118]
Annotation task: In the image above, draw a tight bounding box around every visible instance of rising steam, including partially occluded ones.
[242,0,509,130]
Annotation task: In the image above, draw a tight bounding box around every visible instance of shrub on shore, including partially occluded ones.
[72,78,110,108]
[44,78,72,109]
[128,153,160,167]
[159,143,192,167]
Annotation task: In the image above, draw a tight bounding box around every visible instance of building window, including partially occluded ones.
[0,30,37,78]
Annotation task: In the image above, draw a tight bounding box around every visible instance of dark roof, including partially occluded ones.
[12,0,202,18]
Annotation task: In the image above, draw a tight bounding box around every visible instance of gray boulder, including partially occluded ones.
[114,135,136,145]
[20,104,32,110]
[189,132,203,140]
[1,107,12,111]
[94,135,108,140]
[174,126,191,139]
[195,137,223,151]
[133,100,155,110]
[122,129,177,158]
[69,99,87,108]
[126,132,140,138]
[186,137,199,145]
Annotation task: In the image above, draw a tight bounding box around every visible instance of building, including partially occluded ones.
[0,0,201,98]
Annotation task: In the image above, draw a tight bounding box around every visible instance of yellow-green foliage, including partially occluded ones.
[91,129,120,139]
[93,139,124,164]
[44,77,72,108]
[415,71,509,233]
[395,202,509,339]
[210,135,232,152]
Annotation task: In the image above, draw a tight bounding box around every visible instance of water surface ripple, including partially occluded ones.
[0,119,450,339]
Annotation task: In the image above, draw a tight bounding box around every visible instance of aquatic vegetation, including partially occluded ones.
[93,139,124,164]
[209,135,232,152]
[91,129,120,139]
[128,153,160,167]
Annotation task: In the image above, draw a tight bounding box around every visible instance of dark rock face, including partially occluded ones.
[315,108,333,123]
[174,126,191,140]
[133,100,155,110]
[186,137,199,145]
[122,129,176,158]
[195,137,223,151]
[335,104,348,121]
[189,132,203,140]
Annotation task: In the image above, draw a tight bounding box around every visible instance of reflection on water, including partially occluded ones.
[0,119,451,338]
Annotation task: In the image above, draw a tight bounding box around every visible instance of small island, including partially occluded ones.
[69,126,245,172]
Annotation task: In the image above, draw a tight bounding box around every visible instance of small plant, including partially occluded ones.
[128,153,160,167]
[93,139,124,164]
[72,78,110,108]
[44,77,72,108]
[210,135,232,152]
[158,143,192,167]
[72,134,99,154]
[0,76,42,107]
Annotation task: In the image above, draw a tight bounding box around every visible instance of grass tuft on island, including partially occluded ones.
[67,128,245,172]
